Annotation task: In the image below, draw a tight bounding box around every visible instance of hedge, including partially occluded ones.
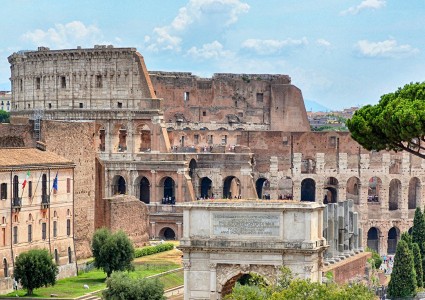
[135,243,175,258]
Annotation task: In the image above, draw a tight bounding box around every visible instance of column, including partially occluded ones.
[209,263,217,300]
[151,170,158,204]
[150,222,156,239]
[176,171,183,203]
[183,261,191,300]
[176,222,182,239]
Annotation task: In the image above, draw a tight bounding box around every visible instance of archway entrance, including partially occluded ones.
[112,176,126,195]
[301,178,315,201]
[367,227,379,253]
[223,176,240,199]
[159,227,176,240]
[139,177,150,204]
[200,177,212,199]
[256,178,269,199]
[324,177,338,204]
[387,227,399,254]
[189,159,197,179]
[346,177,360,204]
[163,177,175,198]
[221,273,267,298]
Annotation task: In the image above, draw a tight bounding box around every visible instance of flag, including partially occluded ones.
[22,171,30,189]
[52,172,58,191]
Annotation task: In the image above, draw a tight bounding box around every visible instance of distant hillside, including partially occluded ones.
[304,99,330,112]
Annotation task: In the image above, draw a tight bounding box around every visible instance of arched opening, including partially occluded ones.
[112,176,126,195]
[368,176,381,202]
[367,227,380,253]
[389,179,401,210]
[138,124,151,152]
[301,178,316,201]
[159,227,176,240]
[221,272,268,297]
[256,178,269,199]
[387,227,400,254]
[301,158,316,174]
[278,177,293,199]
[408,177,421,209]
[200,177,212,199]
[118,126,127,152]
[346,177,360,204]
[161,177,175,203]
[139,177,150,204]
[189,159,197,179]
[324,177,338,204]
[223,176,241,199]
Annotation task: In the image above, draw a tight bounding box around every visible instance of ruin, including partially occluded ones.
[2,45,419,263]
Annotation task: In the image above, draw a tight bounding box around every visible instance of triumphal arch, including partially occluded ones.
[179,200,327,300]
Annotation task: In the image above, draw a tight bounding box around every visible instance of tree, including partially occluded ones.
[412,207,425,254]
[413,243,423,288]
[92,228,135,277]
[14,249,58,295]
[387,240,417,298]
[0,110,9,123]
[401,231,413,249]
[103,271,166,300]
[347,82,425,159]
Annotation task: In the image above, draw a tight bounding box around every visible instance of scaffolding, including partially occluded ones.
[33,109,44,141]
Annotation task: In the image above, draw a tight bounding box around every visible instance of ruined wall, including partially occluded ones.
[103,195,149,247]
[323,252,371,284]
[0,122,34,147]
[41,120,96,258]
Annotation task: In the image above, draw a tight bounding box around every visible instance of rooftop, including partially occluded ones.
[0,148,73,169]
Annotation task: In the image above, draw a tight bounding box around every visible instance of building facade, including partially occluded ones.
[0,147,77,291]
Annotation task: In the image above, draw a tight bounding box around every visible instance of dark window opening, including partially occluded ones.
[13,226,18,244]
[48,103,52,109]
[202,111,206,116]
[256,93,264,102]
[61,76,66,88]
[184,92,190,101]
[53,221,57,238]
[42,222,47,240]
[95,75,102,88]
[79,103,83,108]
[28,181,32,198]
[68,247,72,263]
[36,77,41,90]
[28,224,32,242]
[66,219,71,236]
[0,183,7,200]
[117,102,123,108]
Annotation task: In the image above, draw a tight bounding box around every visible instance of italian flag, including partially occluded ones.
[22,171,30,189]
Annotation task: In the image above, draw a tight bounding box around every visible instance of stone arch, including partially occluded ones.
[158,227,176,240]
[98,126,106,151]
[160,176,175,199]
[389,179,401,210]
[301,178,315,201]
[324,177,338,204]
[223,176,241,199]
[135,176,150,204]
[408,177,421,209]
[278,176,293,199]
[346,177,360,204]
[117,125,127,152]
[189,159,197,179]
[199,177,212,199]
[112,175,126,195]
[368,176,382,202]
[367,227,380,253]
[221,272,268,297]
[387,226,400,254]
[136,124,151,152]
[255,177,269,199]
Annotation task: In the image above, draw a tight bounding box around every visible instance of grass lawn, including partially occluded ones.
[159,269,184,290]
[0,248,183,298]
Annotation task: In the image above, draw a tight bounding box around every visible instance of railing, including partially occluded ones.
[12,197,22,208]
[41,194,50,209]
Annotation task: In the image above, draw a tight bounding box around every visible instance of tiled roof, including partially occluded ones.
[0,148,73,168]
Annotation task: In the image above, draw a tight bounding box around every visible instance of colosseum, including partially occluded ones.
[3,45,419,258]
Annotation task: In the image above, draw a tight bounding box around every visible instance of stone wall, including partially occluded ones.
[103,195,149,247]
[323,252,371,284]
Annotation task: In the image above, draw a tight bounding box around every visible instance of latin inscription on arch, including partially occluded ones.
[212,212,281,237]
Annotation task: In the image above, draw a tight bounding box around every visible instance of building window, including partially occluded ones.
[3,259,8,277]
[42,222,47,240]
[28,224,32,242]
[28,181,32,198]
[202,111,206,116]
[27,103,30,109]
[184,92,189,102]
[222,135,227,145]
[0,183,6,200]
[20,79,23,92]
[68,247,72,263]
[54,249,59,265]
[67,178,71,193]
[60,76,66,88]
[95,75,102,88]
[48,103,52,109]
[36,77,41,90]
[53,221,57,238]
[13,226,18,244]
[79,103,83,108]
[256,93,264,102]
[194,134,199,145]
[117,102,122,108]
[66,219,71,236]
[208,135,213,144]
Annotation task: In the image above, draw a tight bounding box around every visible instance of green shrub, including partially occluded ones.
[135,243,174,258]
[366,247,382,269]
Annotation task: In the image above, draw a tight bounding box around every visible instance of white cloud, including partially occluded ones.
[340,0,386,15]
[241,38,308,55]
[316,39,331,48]
[22,21,105,49]
[145,0,249,52]
[186,41,233,60]
[356,39,419,58]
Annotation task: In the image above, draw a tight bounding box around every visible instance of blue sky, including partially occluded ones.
[0,0,424,110]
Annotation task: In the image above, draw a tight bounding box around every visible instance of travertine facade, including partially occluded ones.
[3,45,420,266]
[0,148,77,292]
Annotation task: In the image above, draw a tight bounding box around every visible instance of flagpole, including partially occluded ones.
[30,172,43,204]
